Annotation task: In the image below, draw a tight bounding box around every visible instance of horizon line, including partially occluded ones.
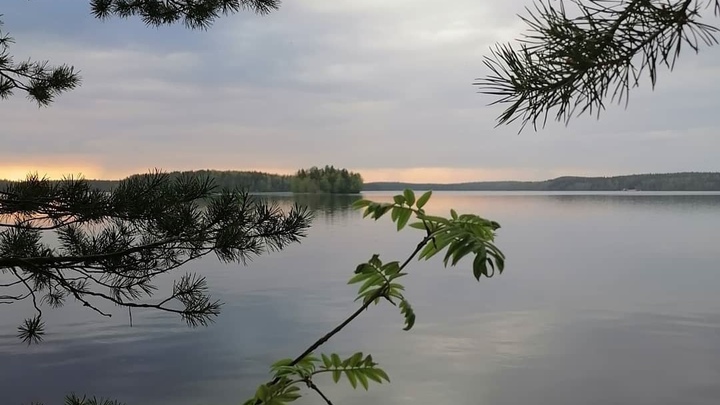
[2,170,719,185]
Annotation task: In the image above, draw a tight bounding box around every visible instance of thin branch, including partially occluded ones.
[259,234,433,400]
[0,235,184,267]
[10,268,41,317]
[306,380,333,405]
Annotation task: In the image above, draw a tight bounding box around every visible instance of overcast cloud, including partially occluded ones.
[2,0,719,182]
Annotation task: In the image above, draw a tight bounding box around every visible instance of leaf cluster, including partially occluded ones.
[349,254,415,330]
[244,352,389,405]
[354,189,505,281]
[476,0,720,131]
[1,171,312,344]
[245,190,504,405]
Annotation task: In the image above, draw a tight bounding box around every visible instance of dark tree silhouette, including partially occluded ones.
[0,0,280,105]
[475,0,720,131]
[1,171,311,344]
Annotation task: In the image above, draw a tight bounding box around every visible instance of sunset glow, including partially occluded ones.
[0,165,105,181]
[0,163,612,184]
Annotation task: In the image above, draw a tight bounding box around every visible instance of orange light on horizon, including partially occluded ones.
[355,167,539,183]
[0,165,105,181]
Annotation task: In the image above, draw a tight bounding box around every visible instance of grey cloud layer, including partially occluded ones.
[2,0,719,179]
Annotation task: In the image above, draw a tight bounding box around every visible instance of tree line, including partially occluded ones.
[364,172,720,192]
[0,167,364,194]
[290,166,363,193]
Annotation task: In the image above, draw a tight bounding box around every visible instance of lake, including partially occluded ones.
[2,191,720,405]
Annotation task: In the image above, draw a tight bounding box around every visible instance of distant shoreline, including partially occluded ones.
[363,172,720,192]
[3,171,720,192]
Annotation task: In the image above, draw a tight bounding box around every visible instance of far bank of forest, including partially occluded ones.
[3,171,720,193]
[363,172,720,192]
[0,166,364,194]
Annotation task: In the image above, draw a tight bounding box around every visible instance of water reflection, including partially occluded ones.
[2,192,720,405]
[254,193,362,223]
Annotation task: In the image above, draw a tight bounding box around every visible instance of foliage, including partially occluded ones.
[241,189,504,405]
[363,172,720,191]
[290,166,364,194]
[0,18,80,106]
[125,170,293,193]
[1,0,280,105]
[90,0,279,29]
[0,171,311,344]
[475,0,720,131]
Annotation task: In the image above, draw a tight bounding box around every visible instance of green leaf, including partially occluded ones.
[277,389,302,403]
[416,190,432,209]
[345,370,358,389]
[391,206,400,222]
[348,271,372,285]
[332,369,341,383]
[365,369,384,384]
[297,354,319,369]
[450,240,476,266]
[473,254,486,281]
[396,208,412,231]
[393,195,406,205]
[400,299,416,331]
[368,254,382,268]
[450,209,458,220]
[442,235,468,266]
[382,261,401,276]
[408,221,426,230]
[356,370,370,390]
[348,352,363,366]
[403,189,415,206]
[495,255,505,272]
[357,273,384,294]
[415,214,450,225]
[271,358,294,369]
[321,353,332,368]
[388,282,405,291]
[256,384,270,402]
[374,367,391,382]
[354,263,372,274]
[331,353,342,367]
[351,199,372,209]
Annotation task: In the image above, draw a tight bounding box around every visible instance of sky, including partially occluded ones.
[2,0,719,183]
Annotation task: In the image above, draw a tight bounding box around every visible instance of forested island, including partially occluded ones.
[291,166,363,193]
[364,172,720,192]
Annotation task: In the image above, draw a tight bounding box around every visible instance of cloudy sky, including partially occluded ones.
[2,0,719,182]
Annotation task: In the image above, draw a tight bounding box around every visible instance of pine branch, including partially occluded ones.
[475,0,720,131]
[0,19,81,106]
[0,172,312,343]
[90,0,281,28]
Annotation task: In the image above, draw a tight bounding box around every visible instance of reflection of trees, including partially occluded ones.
[546,194,720,212]
[253,193,363,223]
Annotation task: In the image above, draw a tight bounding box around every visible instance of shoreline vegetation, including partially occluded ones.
[2,171,720,192]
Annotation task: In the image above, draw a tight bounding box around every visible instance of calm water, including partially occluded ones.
[2,192,720,405]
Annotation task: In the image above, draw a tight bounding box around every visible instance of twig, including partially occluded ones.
[306,380,333,405]
[10,268,42,318]
[256,234,433,403]
[288,235,430,366]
